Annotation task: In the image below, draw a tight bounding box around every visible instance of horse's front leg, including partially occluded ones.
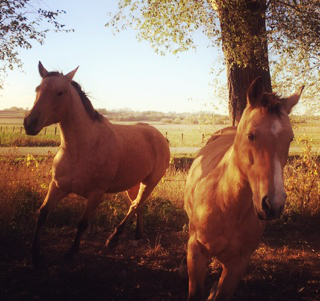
[187,234,208,301]
[208,255,251,301]
[32,181,67,268]
[64,190,103,262]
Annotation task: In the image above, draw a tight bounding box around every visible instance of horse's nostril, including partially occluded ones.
[24,116,39,135]
[261,196,271,214]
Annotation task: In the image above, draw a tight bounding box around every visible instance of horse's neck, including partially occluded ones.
[218,147,251,204]
[58,95,106,155]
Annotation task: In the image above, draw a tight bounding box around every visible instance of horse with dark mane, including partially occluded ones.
[24,62,170,266]
[183,77,304,300]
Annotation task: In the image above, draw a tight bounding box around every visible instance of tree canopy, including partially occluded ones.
[0,0,71,88]
[107,0,320,116]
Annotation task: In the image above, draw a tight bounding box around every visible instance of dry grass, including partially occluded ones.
[0,136,319,235]
[284,137,320,217]
[0,141,319,300]
[0,152,189,236]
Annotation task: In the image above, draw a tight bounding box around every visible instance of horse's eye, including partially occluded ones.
[248,133,256,142]
[57,91,64,96]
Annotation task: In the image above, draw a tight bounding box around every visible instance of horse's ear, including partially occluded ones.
[38,61,48,78]
[64,67,79,82]
[247,77,264,107]
[284,86,304,114]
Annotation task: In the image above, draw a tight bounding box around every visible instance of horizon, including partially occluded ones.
[1,1,312,116]
[0,1,229,115]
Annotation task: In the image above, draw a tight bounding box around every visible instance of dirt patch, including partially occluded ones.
[0,218,319,301]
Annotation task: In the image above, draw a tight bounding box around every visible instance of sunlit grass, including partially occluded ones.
[0,134,318,236]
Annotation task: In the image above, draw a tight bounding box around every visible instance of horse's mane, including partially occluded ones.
[43,71,104,123]
[260,92,284,115]
[70,81,104,122]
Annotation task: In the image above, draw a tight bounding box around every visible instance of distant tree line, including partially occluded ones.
[2,107,315,126]
[98,108,231,125]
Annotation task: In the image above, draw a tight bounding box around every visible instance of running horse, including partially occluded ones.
[184,77,304,300]
[24,62,170,266]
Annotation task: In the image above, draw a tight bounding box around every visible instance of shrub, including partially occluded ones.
[285,136,320,216]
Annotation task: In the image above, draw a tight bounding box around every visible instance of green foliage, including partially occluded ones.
[108,0,320,115]
[107,0,219,56]
[0,0,73,88]
[0,131,60,146]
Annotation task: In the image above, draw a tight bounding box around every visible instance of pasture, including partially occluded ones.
[0,111,319,300]
[1,111,320,152]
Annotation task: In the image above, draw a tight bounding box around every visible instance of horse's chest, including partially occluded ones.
[52,154,113,195]
[195,199,265,258]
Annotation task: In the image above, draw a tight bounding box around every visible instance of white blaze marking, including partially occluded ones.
[274,155,285,207]
[271,120,283,136]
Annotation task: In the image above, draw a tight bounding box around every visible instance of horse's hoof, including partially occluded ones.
[105,236,118,249]
[32,253,46,269]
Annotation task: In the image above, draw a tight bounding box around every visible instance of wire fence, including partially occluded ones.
[0,125,210,147]
[0,125,60,136]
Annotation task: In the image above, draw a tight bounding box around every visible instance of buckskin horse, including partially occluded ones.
[24,62,170,266]
[184,77,303,300]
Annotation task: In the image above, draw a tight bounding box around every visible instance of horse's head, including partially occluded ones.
[24,62,78,135]
[234,77,303,221]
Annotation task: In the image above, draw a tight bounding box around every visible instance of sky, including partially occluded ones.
[0,0,227,114]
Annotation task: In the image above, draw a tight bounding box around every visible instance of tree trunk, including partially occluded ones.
[216,0,272,125]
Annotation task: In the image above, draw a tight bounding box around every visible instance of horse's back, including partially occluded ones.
[115,122,169,160]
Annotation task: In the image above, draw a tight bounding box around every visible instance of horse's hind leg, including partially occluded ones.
[32,181,67,267]
[65,190,103,261]
[106,182,154,248]
[187,235,208,301]
[127,184,144,240]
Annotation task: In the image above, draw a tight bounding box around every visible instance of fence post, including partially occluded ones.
[44,128,47,135]
[181,133,183,142]
[55,126,57,135]
[13,126,15,133]
[202,133,204,143]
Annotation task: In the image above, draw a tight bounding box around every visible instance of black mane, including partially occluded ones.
[43,72,104,122]
[261,93,284,115]
[70,81,104,122]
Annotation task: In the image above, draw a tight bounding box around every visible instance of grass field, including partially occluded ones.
[0,111,319,300]
[0,113,320,152]
[0,146,319,300]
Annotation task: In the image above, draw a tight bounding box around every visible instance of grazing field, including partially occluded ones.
[0,111,319,300]
[1,112,320,151]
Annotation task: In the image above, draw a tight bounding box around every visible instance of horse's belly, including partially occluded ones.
[52,165,110,196]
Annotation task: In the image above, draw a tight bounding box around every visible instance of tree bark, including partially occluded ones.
[217,0,272,125]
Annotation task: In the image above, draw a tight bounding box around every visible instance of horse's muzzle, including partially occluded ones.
[257,195,285,221]
[24,116,41,136]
